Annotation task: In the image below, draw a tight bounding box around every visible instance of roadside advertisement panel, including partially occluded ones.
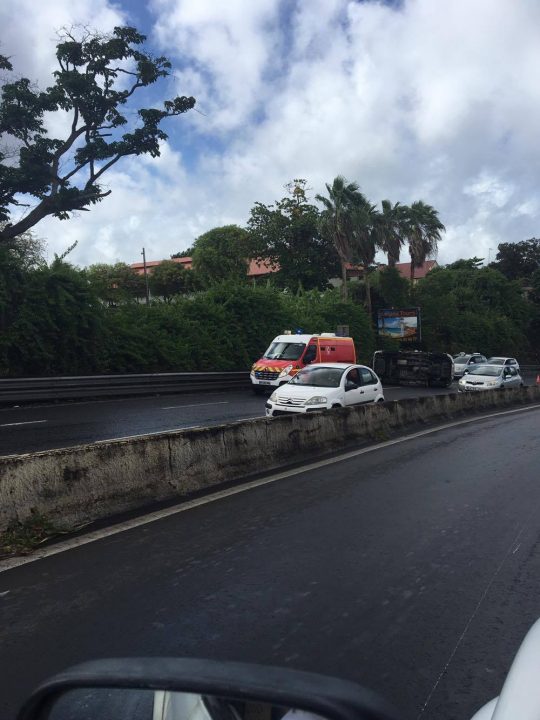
[377,308,421,343]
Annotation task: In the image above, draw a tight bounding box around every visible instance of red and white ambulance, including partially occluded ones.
[250,332,356,393]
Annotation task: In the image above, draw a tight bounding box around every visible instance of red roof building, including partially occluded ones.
[131,256,278,279]
[345,260,437,283]
[130,257,436,283]
[394,260,438,281]
[130,257,192,275]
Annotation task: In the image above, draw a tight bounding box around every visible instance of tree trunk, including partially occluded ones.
[341,259,348,300]
[365,275,372,318]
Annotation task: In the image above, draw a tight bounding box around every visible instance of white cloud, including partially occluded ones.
[2,0,540,268]
[151,0,283,132]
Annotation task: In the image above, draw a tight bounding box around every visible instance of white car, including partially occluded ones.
[265,363,385,416]
[457,364,524,392]
[486,356,520,371]
[453,352,487,378]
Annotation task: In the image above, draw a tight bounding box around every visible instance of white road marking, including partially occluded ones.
[0,403,539,574]
[0,420,47,428]
[162,401,230,410]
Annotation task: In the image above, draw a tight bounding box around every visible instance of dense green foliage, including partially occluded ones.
[85,262,145,305]
[415,263,531,357]
[0,240,377,375]
[2,225,540,377]
[0,26,195,242]
[0,256,106,376]
[490,239,540,282]
[191,225,251,287]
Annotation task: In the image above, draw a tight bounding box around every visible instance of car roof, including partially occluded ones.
[487,356,516,361]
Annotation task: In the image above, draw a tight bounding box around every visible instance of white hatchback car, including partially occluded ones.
[457,364,524,392]
[486,356,520,372]
[265,363,385,416]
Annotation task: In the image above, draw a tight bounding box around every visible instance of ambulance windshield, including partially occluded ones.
[264,342,306,360]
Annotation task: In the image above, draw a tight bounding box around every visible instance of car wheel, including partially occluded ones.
[331,403,341,409]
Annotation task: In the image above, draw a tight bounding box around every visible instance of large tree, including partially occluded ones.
[316,176,364,300]
[247,179,339,291]
[149,260,193,301]
[191,225,250,286]
[350,195,380,317]
[490,238,540,282]
[86,262,145,305]
[0,26,195,242]
[403,201,445,285]
[374,200,407,267]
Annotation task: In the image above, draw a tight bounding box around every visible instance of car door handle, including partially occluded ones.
[360,390,364,394]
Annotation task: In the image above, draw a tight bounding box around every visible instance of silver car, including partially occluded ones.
[453,352,487,378]
[486,356,520,371]
[458,364,524,392]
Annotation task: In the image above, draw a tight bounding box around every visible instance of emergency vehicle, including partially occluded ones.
[250,333,356,393]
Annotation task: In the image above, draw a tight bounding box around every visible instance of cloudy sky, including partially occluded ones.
[1,0,539,267]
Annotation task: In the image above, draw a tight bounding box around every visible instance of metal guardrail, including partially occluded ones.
[0,366,538,406]
[0,372,250,405]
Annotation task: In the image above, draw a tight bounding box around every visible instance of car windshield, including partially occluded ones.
[264,341,306,360]
[290,366,344,388]
[468,365,501,376]
[453,354,471,363]
[487,358,505,365]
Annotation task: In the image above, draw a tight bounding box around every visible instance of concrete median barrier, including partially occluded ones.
[1,387,539,533]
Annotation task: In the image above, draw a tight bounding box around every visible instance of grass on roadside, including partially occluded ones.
[0,512,64,558]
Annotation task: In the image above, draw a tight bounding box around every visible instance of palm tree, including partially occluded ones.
[375,200,407,267]
[350,196,379,318]
[316,176,363,300]
[403,201,445,286]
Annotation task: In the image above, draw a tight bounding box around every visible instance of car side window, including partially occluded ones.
[360,368,376,385]
[510,368,518,376]
[346,368,361,386]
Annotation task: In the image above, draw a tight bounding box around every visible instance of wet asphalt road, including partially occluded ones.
[0,385,455,456]
[1,407,540,719]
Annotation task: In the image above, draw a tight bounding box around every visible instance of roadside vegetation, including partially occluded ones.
[0,224,538,376]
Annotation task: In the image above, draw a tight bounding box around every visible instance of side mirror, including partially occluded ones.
[16,658,400,720]
[463,369,470,375]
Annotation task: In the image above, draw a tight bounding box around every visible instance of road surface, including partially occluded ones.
[1,406,539,719]
[0,385,454,456]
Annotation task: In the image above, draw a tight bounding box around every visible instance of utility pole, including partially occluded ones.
[141,247,150,305]
[488,247,493,264]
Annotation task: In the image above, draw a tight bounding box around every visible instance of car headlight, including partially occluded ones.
[487,381,498,386]
[305,396,327,405]
[269,391,278,402]
[279,364,294,377]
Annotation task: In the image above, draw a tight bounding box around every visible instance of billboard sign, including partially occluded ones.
[377,308,421,343]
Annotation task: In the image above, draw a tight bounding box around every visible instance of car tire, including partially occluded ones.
[331,403,341,409]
